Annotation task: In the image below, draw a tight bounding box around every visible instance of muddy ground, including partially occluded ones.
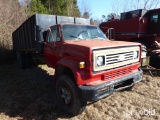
[0,63,160,120]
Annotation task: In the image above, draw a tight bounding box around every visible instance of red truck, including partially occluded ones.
[99,9,160,68]
[12,14,143,115]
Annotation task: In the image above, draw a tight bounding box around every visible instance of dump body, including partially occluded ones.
[12,14,56,52]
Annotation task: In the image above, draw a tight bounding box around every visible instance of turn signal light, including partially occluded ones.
[79,62,85,69]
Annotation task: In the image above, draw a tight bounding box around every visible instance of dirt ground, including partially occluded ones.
[0,63,160,120]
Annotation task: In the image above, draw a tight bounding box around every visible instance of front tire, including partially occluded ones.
[56,75,86,116]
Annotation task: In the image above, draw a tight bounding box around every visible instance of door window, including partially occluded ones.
[150,13,158,23]
[48,27,60,42]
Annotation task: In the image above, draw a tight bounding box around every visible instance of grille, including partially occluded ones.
[106,51,134,65]
[93,46,140,72]
[105,68,132,81]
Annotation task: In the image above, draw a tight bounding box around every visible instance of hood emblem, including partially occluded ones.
[118,54,125,61]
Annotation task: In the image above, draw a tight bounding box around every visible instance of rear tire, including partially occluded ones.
[16,52,32,69]
[16,52,26,69]
[56,75,86,116]
[25,53,32,68]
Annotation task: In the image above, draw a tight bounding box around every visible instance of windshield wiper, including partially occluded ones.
[69,35,82,40]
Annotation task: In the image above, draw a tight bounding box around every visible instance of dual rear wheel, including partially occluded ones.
[16,51,32,69]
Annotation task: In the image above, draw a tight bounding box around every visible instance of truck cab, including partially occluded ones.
[43,23,143,115]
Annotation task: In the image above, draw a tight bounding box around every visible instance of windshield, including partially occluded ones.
[62,25,108,40]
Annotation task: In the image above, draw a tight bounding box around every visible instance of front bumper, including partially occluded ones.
[78,70,143,101]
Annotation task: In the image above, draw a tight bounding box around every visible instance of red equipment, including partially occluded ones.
[100,9,160,68]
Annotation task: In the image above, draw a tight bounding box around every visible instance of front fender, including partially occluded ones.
[55,58,87,85]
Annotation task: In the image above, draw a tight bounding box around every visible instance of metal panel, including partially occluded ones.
[12,14,57,51]
[120,13,126,19]
[57,16,74,24]
[36,14,56,28]
[75,18,90,25]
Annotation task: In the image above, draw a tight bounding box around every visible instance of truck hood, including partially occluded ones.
[62,40,140,59]
[64,40,140,49]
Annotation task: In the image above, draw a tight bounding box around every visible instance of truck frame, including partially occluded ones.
[12,14,143,116]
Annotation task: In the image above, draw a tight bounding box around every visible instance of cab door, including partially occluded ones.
[43,25,62,68]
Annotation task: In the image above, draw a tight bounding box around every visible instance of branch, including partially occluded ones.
[143,0,149,9]
[153,0,160,9]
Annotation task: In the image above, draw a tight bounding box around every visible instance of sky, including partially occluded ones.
[77,0,113,20]
[77,0,160,20]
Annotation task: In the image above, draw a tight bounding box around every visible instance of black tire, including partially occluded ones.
[16,52,27,69]
[56,75,86,116]
[16,52,32,69]
[25,53,33,68]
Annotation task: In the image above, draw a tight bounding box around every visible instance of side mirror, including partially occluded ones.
[35,25,44,53]
[48,28,56,47]
[106,28,115,40]
[48,28,55,42]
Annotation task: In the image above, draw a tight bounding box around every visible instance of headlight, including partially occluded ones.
[141,44,147,58]
[97,56,105,66]
[141,51,147,58]
[133,51,139,59]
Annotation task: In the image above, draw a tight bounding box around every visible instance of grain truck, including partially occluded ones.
[12,14,143,115]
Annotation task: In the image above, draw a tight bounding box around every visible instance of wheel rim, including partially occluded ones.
[60,87,72,105]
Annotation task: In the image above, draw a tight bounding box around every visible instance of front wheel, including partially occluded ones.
[56,75,86,116]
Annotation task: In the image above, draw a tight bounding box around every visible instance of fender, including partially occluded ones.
[55,57,87,85]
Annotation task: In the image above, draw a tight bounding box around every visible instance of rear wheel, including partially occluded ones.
[56,75,86,116]
[16,52,32,69]
[25,53,32,68]
[16,52,26,69]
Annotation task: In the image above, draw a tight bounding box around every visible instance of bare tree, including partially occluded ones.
[0,0,27,61]
[112,0,160,14]
[78,0,92,18]
[0,0,27,49]
[143,0,160,9]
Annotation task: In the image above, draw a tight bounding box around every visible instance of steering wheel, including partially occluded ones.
[78,31,88,36]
